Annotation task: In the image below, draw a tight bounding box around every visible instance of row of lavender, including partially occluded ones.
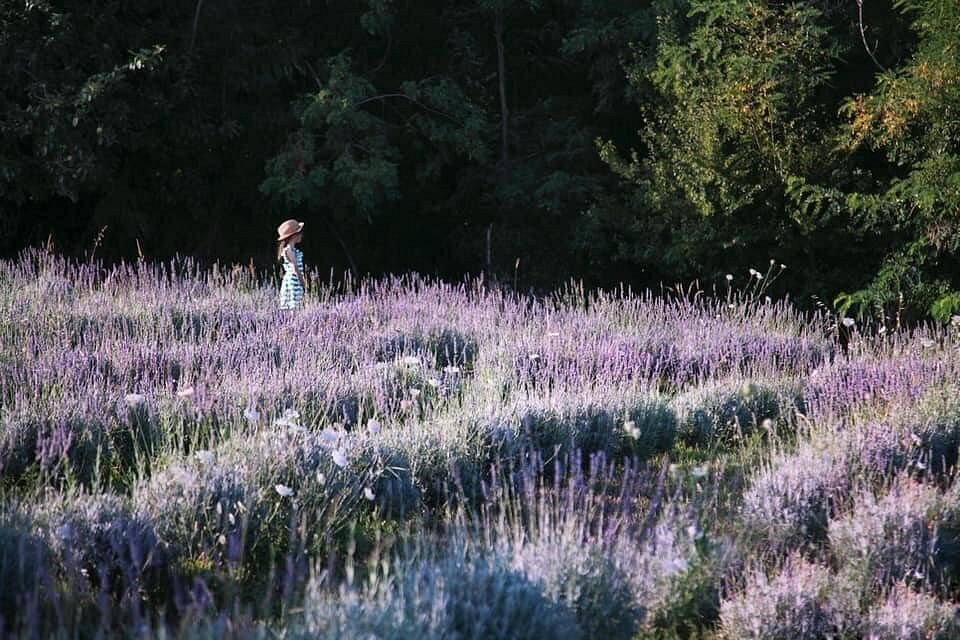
[2,249,959,637]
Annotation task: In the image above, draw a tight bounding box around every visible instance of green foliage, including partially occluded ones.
[2,0,960,322]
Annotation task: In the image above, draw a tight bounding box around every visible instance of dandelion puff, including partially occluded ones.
[194,450,214,465]
[367,419,380,435]
[363,487,375,501]
[274,484,294,498]
[755,273,763,280]
[331,448,348,468]
[726,274,734,281]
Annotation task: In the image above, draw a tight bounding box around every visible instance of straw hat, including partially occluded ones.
[277,219,304,241]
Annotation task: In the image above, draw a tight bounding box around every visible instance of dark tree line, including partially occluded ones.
[1,0,958,322]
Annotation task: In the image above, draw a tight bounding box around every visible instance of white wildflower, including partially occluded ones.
[124,393,146,408]
[316,471,326,485]
[691,465,709,479]
[194,450,214,465]
[363,487,375,501]
[427,377,441,388]
[409,388,422,398]
[443,365,461,374]
[176,386,195,399]
[243,405,260,423]
[274,484,294,498]
[841,317,855,328]
[726,274,733,281]
[400,355,420,366]
[546,331,560,338]
[367,419,381,435]
[528,353,540,361]
[331,448,349,468]
[320,429,339,447]
[921,338,935,348]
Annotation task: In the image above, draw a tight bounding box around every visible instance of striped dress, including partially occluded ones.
[279,247,304,309]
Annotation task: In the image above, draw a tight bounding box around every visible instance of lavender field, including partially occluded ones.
[2,250,960,639]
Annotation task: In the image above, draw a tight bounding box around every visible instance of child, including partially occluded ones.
[277,219,306,309]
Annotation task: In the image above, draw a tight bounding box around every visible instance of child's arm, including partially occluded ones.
[285,246,307,292]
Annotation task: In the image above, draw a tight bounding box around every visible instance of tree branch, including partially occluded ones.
[857,0,886,73]
[189,0,204,52]
[353,93,461,124]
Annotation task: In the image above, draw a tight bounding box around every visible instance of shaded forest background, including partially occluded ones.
[1,0,958,322]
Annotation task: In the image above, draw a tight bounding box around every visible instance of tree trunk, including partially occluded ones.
[494,9,508,164]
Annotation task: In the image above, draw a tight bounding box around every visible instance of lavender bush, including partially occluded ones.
[829,475,960,597]
[719,554,859,639]
[671,375,804,446]
[4,250,960,637]
[863,583,960,640]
